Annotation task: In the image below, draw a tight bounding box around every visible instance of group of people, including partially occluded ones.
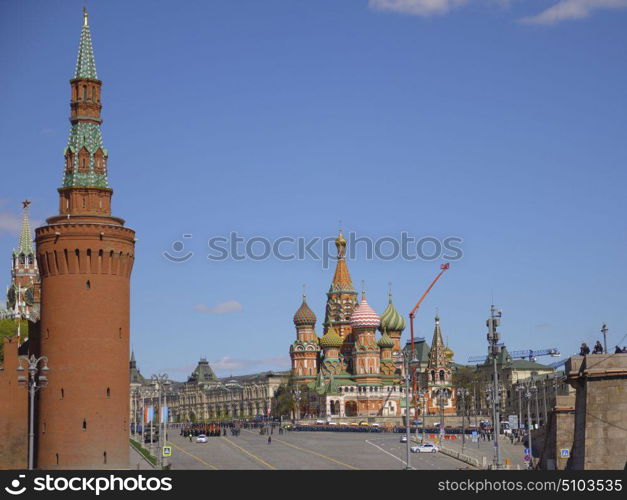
[580,341,627,356]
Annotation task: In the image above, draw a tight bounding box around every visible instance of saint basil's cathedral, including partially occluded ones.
[290,232,458,419]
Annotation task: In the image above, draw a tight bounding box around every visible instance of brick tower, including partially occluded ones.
[34,9,135,469]
[4,200,41,325]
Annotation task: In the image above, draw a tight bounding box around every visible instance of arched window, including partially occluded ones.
[106,387,110,398]
[431,370,436,382]
[82,419,87,431]
[439,370,445,382]
[82,85,87,100]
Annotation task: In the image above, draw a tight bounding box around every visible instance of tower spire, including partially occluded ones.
[75,8,98,79]
[14,200,34,256]
[61,9,110,210]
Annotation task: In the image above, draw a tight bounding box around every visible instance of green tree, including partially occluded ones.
[0,319,28,364]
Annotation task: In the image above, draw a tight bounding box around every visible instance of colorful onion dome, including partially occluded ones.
[293,296,316,326]
[377,330,395,349]
[320,327,343,349]
[350,295,380,329]
[444,346,454,359]
[379,293,406,332]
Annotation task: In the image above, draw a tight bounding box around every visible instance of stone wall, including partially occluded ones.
[566,354,627,470]
[0,337,28,469]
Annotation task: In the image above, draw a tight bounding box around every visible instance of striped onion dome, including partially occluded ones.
[293,297,316,326]
[350,296,380,329]
[377,331,395,349]
[320,327,343,349]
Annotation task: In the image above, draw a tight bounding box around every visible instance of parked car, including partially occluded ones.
[196,434,208,443]
[411,443,438,453]
[400,435,408,443]
[371,423,380,427]
[315,419,325,424]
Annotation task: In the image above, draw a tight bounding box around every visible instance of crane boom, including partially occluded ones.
[409,263,450,357]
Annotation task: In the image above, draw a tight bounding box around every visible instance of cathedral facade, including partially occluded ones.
[290,232,457,419]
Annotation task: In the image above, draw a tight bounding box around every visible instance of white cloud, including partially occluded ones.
[520,0,627,24]
[368,0,469,16]
[194,300,243,314]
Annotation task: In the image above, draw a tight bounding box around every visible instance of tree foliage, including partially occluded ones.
[0,319,28,364]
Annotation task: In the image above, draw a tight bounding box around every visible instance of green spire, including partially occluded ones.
[74,8,98,80]
[14,200,34,257]
[62,9,109,189]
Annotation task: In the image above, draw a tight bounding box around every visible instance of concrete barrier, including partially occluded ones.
[411,437,481,469]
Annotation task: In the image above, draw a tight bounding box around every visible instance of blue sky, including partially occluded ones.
[1,0,626,379]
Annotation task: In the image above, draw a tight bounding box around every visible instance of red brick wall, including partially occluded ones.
[0,337,28,469]
[35,218,134,469]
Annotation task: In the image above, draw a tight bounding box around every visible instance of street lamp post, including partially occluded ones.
[401,349,418,470]
[486,304,503,469]
[517,381,537,469]
[601,323,608,355]
[457,387,468,453]
[151,374,171,469]
[17,355,49,470]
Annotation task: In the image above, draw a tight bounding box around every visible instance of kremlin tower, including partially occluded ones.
[3,201,41,326]
[34,10,135,469]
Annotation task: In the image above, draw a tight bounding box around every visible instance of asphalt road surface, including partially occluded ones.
[165,430,464,470]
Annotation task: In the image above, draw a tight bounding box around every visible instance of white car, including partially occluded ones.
[196,434,208,443]
[315,419,325,424]
[400,435,408,443]
[411,443,438,453]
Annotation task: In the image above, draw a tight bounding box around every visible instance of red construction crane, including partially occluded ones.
[408,263,450,414]
[409,263,450,357]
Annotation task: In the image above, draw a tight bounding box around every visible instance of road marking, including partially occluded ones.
[242,429,359,470]
[221,436,277,470]
[365,440,413,470]
[167,441,219,470]
[275,437,360,470]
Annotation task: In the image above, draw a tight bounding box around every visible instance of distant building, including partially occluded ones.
[138,358,290,423]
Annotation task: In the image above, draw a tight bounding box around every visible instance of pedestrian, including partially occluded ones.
[615,345,622,354]
[580,342,590,356]
[188,434,192,442]
[593,340,603,354]
[268,436,272,445]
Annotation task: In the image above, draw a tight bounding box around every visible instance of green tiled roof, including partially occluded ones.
[75,11,98,80]
[63,123,109,188]
[14,203,33,256]
[509,359,554,371]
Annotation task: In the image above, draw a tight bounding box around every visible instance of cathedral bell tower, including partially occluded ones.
[34,9,135,469]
